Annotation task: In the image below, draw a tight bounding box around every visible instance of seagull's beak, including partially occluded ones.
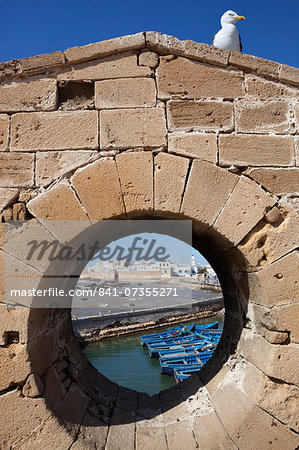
[235,16,245,21]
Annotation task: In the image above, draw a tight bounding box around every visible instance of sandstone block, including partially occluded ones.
[245,74,299,99]
[180,160,238,231]
[229,51,280,78]
[11,110,98,151]
[71,158,125,219]
[167,100,233,132]
[139,50,159,68]
[116,151,153,213]
[193,410,234,449]
[235,100,291,134]
[21,51,65,72]
[106,407,135,450]
[240,329,299,385]
[58,51,150,81]
[0,114,9,151]
[0,153,34,187]
[100,108,166,149]
[0,80,57,113]
[12,202,27,220]
[248,168,299,195]
[71,412,108,449]
[146,32,230,67]
[210,373,298,448]
[0,188,18,212]
[22,373,44,397]
[213,177,275,246]
[168,132,217,162]
[154,153,189,212]
[0,390,53,447]
[157,56,244,99]
[248,251,299,308]
[27,181,88,221]
[136,427,168,450]
[54,384,89,423]
[165,420,198,450]
[238,205,299,270]
[219,135,294,166]
[36,150,98,186]
[279,63,299,86]
[64,32,145,63]
[0,343,32,390]
[263,328,289,344]
[95,78,156,109]
[294,102,299,134]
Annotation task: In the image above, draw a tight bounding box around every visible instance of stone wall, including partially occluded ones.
[0,32,298,449]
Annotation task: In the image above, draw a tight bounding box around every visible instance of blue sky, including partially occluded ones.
[1,0,298,67]
[87,233,209,267]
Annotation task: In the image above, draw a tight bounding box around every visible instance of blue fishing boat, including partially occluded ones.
[160,351,213,374]
[174,366,203,383]
[158,343,216,359]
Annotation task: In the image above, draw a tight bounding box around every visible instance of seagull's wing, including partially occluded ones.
[211,34,216,46]
[239,33,243,52]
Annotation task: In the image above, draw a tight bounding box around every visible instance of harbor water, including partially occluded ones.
[81,314,224,396]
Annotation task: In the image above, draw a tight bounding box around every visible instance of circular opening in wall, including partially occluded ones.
[71,230,224,396]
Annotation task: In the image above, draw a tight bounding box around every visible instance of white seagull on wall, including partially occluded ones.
[212,10,245,52]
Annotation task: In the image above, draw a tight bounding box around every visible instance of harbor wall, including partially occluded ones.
[73,297,224,341]
[0,32,298,449]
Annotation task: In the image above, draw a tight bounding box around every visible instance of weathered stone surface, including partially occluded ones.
[16,416,77,450]
[295,136,299,166]
[22,373,44,397]
[0,389,53,448]
[71,412,108,449]
[0,188,18,212]
[116,152,153,213]
[213,177,275,246]
[0,80,57,113]
[58,80,94,110]
[0,305,29,345]
[259,375,299,431]
[0,114,9,151]
[139,49,159,68]
[27,181,88,221]
[211,373,299,449]
[55,383,89,423]
[168,132,217,162]
[154,153,189,213]
[136,426,168,450]
[240,329,299,385]
[167,100,233,132]
[0,153,34,188]
[116,386,138,411]
[181,160,238,231]
[100,108,166,149]
[146,32,230,67]
[21,51,65,72]
[248,168,299,195]
[279,63,299,86]
[229,51,280,79]
[238,205,299,270]
[248,251,299,308]
[58,51,151,81]
[95,78,156,109]
[65,32,145,63]
[165,420,198,450]
[106,407,135,450]
[157,56,244,99]
[245,74,299,99]
[235,100,291,134]
[72,158,125,219]
[36,150,98,186]
[294,101,299,133]
[0,343,32,390]
[219,135,294,166]
[193,411,235,449]
[263,328,289,344]
[11,110,98,151]
[12,202,27,220]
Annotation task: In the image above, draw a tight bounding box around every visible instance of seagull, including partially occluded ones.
[212,10,245,52]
